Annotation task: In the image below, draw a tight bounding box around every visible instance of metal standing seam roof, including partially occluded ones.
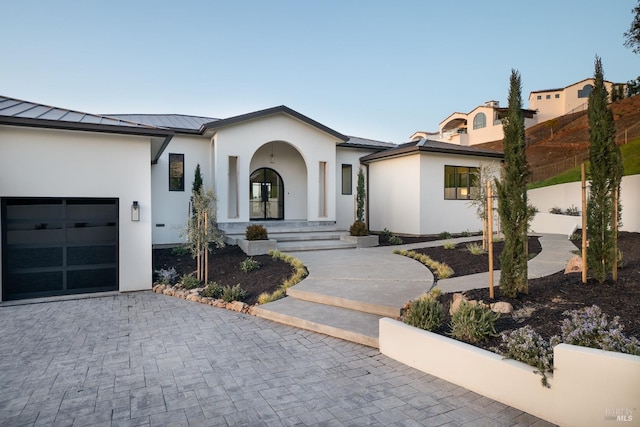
[340,135,396,150]
[104,114,219,133]
[360,138,504,163]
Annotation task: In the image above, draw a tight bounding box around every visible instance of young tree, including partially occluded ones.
[468,162,500,249]
[624,1,640,54]
[495,69,534,298]
[356,167,366,222]
[587,56,623,284]
[184,188,224,282]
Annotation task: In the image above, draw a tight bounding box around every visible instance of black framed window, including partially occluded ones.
[444,165,479,200]
[341,164,352,195]
[473,113,486,130]
[169,153,184,191]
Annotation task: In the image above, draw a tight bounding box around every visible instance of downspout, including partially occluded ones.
[364,163,370,230]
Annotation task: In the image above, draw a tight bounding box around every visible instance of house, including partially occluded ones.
[414,78,624,146]
[0,95,503,301]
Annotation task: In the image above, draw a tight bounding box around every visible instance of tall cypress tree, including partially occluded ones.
[587,56,623,284]
[496,69,532,297]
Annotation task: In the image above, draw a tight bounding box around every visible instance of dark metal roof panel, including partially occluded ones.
[105,114,218,132]
[340,136,396,149]
[360,139,504,163]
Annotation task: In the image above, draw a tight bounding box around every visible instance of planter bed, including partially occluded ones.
[379,318,640,426]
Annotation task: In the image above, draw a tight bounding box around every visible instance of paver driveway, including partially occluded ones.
[0,292,554,426]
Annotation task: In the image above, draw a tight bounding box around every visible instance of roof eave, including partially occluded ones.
[361,145,504,163]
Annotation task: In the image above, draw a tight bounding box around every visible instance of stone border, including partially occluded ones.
[379,318,640,426]
[152,284,255,314]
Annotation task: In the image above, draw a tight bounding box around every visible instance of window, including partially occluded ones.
[341,164,352,195]
[169,153,184,191]
[472,113,486,130]
[536,95,542,100]
[555,93,560,99]
[546,94,551,100]
[444,165,479,200]
[578,84,593,98]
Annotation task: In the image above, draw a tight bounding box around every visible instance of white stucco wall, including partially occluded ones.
[0,126,153,296]
[211,114,341,225]
[151,134,212,245]
[368,153,501,236]
[335,146,377,229]
[528,175,640,233]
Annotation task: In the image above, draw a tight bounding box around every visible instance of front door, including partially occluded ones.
[250,168,284,220]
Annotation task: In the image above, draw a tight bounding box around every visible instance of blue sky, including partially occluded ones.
[1,1,638,142]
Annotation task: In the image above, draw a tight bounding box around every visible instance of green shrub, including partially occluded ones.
[200,282,223,298]
[460,230,472,237]
[222,284,247,302]
[405,290,443,331]
[171,246,189,256]
[154,267,178,285]
[443,241,456,250]
[349,221,368,236]
[245,224,268,240]
[240,257,260,273]
[450,301,499,344]
[435,263,454,279]
[548,206,563,214]
[466,242,486,255]
[380,228,393,240]
[564,205,580,216]
[388,235,404,245]
[439,231,452,239]
[181,274,202,289]
[501,326,554,387]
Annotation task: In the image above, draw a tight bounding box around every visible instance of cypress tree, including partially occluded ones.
[192,164,203,195]
[356,167,366,222]
[587,56,623,284]
[495,69,532,297]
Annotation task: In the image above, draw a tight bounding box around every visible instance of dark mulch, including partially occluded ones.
[152,245,295,305]
[411,237,542,277]
[417,232,640,353]
[376,232,482,247]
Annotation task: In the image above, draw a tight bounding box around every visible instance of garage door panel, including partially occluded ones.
[2,198,119,300]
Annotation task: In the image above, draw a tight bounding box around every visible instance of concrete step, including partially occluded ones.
[252,297,381,348]
[276,239,356,252]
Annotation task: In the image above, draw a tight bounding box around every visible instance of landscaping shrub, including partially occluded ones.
[450,301,499,344]
[222,284,247,302]
[256,250,308,304]
[181,274,202,289]
[393,249,454,279]
[460,230,472,237]
[501,326,554,387]
[380,228,393,240]
[257,288,286,304]
[548,206,563,214]
[435,263,454,279]
[245,224,268,240]
[349,220,368,236]
[466,242,486,255]
[553,305,640,355]
[405,289,443,332]
[443,241,456,250]
[155,267,178,285]
[240,257,260,273]
[200,282,223,299]
[171,246,190,256]
[439,231,452,239]
[564,205,580,216]
[388,235,403,245]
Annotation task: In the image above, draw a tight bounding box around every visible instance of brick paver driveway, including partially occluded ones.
[0,292,553,426]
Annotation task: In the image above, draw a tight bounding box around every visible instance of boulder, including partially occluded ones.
[565,255,583,274]
[490,301,514,314]
[449,293,467,315]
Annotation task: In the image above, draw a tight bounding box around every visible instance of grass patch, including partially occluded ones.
[528,136,640,189]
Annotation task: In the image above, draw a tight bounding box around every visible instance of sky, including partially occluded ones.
[1,1,638,142]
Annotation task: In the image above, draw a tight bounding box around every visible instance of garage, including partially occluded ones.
[2,198,118,300]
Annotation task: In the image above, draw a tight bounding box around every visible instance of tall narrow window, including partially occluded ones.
[341,164,352,195]
[319,162,327,217]
[228,156,238,218]
[444,165,479,200]
[169,153,184,191]
[472,113,486,130]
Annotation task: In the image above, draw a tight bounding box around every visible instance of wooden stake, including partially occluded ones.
[613,186,618,281]
[581,163,587,284]
[204,211,209,285]
[487,180,494,299]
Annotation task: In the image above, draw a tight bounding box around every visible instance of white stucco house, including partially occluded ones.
[0,95,503,301]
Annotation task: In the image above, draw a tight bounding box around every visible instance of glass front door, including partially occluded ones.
[250,168,284,220]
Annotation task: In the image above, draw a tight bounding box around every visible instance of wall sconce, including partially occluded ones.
[131,201,140,222]
[270,142,275,164]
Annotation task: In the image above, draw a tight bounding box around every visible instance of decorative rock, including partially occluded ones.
[564,255,583,274]
[449,293,467,315]
[163,288,174,296]
[186,294,200,302]
[490,301,514,314]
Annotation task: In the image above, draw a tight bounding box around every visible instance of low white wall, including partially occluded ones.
[529,212,580,236]
[379,318,640,426]
[528,175,640,233]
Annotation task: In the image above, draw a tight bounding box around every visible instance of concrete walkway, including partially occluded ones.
[0,292,554,426]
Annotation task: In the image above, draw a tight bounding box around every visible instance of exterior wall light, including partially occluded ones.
[131,201,140,222]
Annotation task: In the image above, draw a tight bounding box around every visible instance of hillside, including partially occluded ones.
[475,95,640,182]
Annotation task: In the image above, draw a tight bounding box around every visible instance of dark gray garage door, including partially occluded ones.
[2,198,118,300]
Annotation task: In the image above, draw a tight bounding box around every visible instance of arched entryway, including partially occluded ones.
[250,168,284,220]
